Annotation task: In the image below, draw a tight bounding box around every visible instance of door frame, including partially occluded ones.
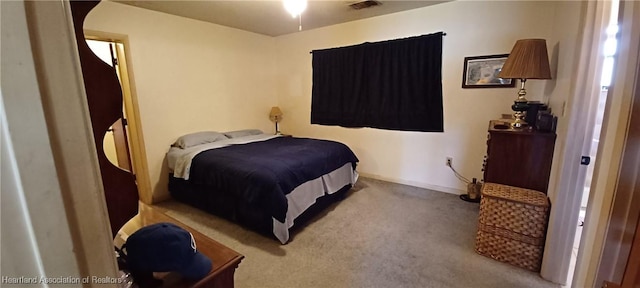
[85,31,153,204]
[540,1,612,284]
[573,1,640,286]
[596,3,640,283]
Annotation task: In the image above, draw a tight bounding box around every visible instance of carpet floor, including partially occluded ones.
[157,177,560,288]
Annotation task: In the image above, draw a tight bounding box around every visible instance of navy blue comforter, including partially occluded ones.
[187,137,358,223]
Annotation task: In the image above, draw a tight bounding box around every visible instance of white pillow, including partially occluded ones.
[172,131,228,149]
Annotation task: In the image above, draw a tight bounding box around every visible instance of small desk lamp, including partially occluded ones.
[498,39,552,128]
[269,106,283,135]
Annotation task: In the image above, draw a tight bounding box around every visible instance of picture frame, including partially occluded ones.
[462,54,516,88]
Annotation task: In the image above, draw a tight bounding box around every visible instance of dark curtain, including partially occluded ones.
[311,32,444,132]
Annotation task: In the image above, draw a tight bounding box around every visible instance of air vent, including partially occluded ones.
[348,0,381,10]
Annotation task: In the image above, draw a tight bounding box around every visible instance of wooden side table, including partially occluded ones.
[137,204,244,288]
[483,120,556,193]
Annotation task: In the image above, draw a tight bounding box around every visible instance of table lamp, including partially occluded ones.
[269,106,283,134]
[498,39,552,128]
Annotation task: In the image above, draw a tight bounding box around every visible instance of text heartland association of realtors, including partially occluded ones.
[1,276,124,284]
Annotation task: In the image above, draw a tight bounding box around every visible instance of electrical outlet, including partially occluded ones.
[446,157,452,167]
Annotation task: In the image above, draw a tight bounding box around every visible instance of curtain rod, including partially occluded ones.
[309,32,446,54]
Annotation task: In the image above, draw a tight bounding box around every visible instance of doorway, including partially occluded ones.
[85,35,153,204]
[86,39,132,171]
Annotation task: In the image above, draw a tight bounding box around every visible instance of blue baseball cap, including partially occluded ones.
[123,222,212,280]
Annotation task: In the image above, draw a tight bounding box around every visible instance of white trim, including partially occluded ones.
[540,1,612,284]
[542,1,613,284]
[1,0,119,280]
[358,172,466,195]
[574,1,640,286]
[1,0,82,278]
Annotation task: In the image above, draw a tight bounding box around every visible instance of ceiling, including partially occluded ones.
[115,1,448,37]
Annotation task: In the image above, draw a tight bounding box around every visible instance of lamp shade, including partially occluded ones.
[269,106,283,121]
[498,39,552,79]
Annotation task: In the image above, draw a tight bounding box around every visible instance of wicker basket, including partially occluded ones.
[475,183,550,272]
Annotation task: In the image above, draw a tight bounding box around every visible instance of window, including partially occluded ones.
[310,32,444,132]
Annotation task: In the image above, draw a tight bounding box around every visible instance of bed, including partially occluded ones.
[166,130,359,244]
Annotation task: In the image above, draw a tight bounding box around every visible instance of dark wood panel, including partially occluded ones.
[70,0,138,236]
[620,218,640,288]
[602,213,640,288]
[483,121,556,193]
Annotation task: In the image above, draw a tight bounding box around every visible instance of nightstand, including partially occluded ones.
[483,120,556,193]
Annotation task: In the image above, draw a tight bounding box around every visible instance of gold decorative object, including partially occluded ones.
[498,39,552,128]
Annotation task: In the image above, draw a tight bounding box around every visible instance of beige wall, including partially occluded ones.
[84,1,279,201]
[545,0,584,203]
[83,1,577,199]
[274,1,562,193]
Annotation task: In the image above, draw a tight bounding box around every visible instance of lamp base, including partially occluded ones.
[511,116,528,128]
[511,100,529,128]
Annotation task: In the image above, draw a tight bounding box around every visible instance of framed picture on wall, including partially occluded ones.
[462,54,516,88]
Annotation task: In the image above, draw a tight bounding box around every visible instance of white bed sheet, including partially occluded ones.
[167,133,279,180]
[273,162,358,244]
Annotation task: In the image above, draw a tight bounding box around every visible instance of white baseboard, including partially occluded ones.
[358,172,466,196]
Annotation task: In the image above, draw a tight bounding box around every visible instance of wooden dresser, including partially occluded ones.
[482,120,556,193]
